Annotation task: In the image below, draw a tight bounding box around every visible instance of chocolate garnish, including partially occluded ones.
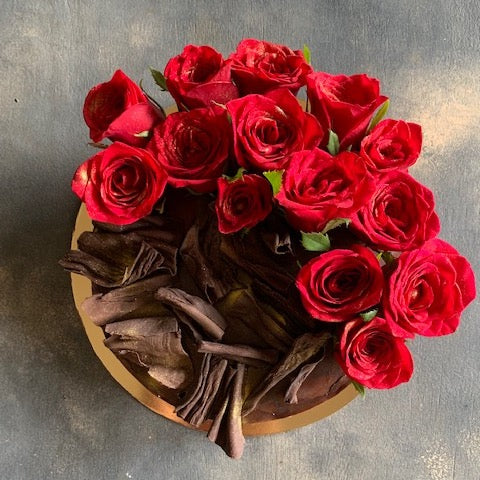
[284,357,324,404]
[242,332,332,416]
[176,355,228,427]
[82,275,171,326]
[60,238,169,288]
[104,316,193,390]
[219,289,294,352]
[260,214,293,255]
[155,287,226,340]
[220,226,297,294]
[207,363,245,459]
[180,208,237,303]
[197,341,278,367]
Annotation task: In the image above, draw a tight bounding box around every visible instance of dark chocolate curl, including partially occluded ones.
[104,316,193,390]
[60,238,168,288]
[176,356,228,427]
[220,225,298,293]
[243,332,331,416]
[219,289,295,352]
[284,358,323,404]
[207,364,245,459]
[155,287,226,340]
[197,341,279,367]
[82,275,171,326]
[180,211,236,302]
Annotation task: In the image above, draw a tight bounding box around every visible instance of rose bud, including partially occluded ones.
[276,149,376,233]
[336,317,414,389]
[307,72,388,149]
[83,69,163,147]
[215,173,273,234]
[360,119,422,174]
[148,106,231,193]
[72,142,168,225]
[351,171,440,251]
[164,44,239,110]
[383,238,476,338]
[296,246,384,322]
[229,38,312,95]
[227,89,323,171]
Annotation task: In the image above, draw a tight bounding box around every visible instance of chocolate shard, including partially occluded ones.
[60,236,169,288]
[176,356,229,427]
[197,340,279,367]
[284,357,324,404]
[180,209,237,303]
[82,275,171,326]
[207,363,245,459]
[218,289,296,352]
[104,316,193,390]
[251,279,316,330]
[220,224,298,294]
[242,332,332,416]
[155,287,226,341]
[260,214,293,255]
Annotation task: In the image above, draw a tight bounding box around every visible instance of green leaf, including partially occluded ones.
[381,251,396,266]
[360,309,378,322]
[150,67,168,91]
[321,218,350,234]
[352,380,366,397]
[327,130,340,155]
[263,170,284,196]
[303,44,311,65]
[133,130,150,138]
[301,232,331,252]
[367,99,390,132]
[224,167,246,183]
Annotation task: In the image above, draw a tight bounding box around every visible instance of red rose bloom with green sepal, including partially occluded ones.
[215,173,273,234]
[382,238,476,338]
[164,44,238,110]
[360,119,422,174]
[72,142,168,225]
[296,245,384,322]
[227,89,323,172]
[307,72,388,150]
[148,106,231,193]
[336,317,414,389]
[83,69,163,147]
[276,149,376,233]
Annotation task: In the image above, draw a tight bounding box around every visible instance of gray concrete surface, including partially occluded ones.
[1,1,479,479]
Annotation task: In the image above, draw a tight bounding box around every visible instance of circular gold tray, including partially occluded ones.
[71,204,357,435]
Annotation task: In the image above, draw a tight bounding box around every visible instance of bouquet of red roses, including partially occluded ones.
[64,39,475,456]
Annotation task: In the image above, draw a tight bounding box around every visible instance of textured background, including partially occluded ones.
[1,1,479,479]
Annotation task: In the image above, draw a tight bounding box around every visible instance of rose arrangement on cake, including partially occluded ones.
[61,39,476,459]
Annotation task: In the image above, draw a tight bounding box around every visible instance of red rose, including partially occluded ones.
[276,149,376,232]
[307,72,388,149]
[72,142,167,225]
[215,173,273,234]
[148,106,231,193]
[164,44,239,110]
[383,239,476,338]
[296,245,384,322]
[229,39,312,95]
[227,89,323,171]
[351,171,440,251]
[336,317,414,389]
[83,70,163,146]
[360,119,422,173]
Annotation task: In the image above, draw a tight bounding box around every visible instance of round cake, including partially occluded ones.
[60,38,476,459]
[61,187,353,458]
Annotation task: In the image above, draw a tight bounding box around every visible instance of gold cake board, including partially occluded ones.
[71,204,357,436]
